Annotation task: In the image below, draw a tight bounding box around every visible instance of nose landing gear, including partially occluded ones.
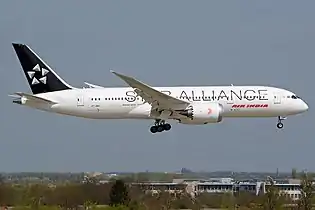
[150,119,172,133]
[277,116,286,129]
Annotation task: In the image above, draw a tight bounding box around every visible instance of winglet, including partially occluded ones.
[110,70,134,86]
[110,69,127,78]
[110,69,120,77]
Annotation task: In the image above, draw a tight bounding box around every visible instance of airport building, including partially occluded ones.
[263,179,302,201]
[131,177,307,200]
[83,171,310,200]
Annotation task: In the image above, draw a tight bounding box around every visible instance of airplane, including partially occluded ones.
[9,43,309,133]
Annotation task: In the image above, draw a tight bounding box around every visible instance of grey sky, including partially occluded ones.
[0,1,314,173]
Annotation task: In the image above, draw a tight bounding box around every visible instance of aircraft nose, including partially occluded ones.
[301,100,309,112]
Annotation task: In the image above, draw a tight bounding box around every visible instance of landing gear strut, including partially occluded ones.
[150,119,172,133]
[277,116,286,129]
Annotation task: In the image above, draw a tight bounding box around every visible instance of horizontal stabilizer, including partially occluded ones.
[84,82,105,88]
[10,92,57,104]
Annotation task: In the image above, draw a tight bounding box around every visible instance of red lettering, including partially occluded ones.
[232,104,268,108]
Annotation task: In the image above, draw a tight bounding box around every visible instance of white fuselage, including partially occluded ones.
[19,85,308,122]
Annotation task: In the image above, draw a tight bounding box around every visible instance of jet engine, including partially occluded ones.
[178,102,224,124]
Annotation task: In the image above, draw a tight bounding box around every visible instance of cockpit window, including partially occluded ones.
[291,95,300,99]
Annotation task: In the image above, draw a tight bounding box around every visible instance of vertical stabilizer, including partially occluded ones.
[12,43,74,94]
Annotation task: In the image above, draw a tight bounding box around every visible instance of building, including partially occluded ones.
[131,177,311,200]
[263,179,302,201]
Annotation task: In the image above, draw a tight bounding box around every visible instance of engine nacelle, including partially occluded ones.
[178,102,224,125]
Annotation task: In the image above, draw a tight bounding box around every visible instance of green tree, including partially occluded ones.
[109,179,130,207]
[53,184,84,210]
[298,172,314,210]
[25,184,52,209]
[83,200,97,210]
[128,184,148,210]
[220,192,235,209]
[0,183,17,206]
[196,193,223,208]
[156,191,174,210]
[105,205,129,210]
[263,177,284,210]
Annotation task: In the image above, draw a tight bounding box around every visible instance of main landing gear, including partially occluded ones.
[277,116,286,129]
[150,119,172,133]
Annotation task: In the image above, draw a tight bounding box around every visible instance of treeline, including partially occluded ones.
[0,174,314,210]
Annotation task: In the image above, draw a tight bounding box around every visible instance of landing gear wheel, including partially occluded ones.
[150,126,158,133]
[150,119,172,133]
[163,123,171,131]
[157,125,164,132]
[276,116,286,129]
[277,122,283,129]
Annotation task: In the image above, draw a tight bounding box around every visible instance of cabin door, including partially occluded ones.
[273,93,281,104]
[77,95,84,106]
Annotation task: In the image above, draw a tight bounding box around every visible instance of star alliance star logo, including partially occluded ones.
[27,64,49,85]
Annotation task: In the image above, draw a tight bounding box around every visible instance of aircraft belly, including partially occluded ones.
[127,104,151,119]
[224,111,278,117]
[25,100,53,112]
[92,103,132,119]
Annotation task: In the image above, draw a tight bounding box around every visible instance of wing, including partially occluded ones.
[110,70,189,110]
[9,92,57,104]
